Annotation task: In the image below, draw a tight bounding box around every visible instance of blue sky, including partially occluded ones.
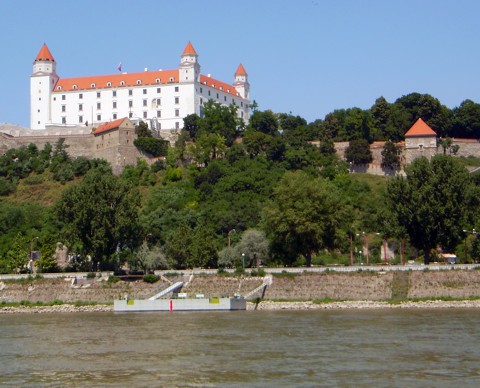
[1,0,480,128]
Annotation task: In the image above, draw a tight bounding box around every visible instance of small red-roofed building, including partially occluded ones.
[92,117,141,174]
[404,118,438,164]
[30,42,250,132]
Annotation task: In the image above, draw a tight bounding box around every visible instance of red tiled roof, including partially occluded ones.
[93,117,128,136]
[35,43,55,62]
[199,74,239,96]
[405,118,437,137]
[235,64,247,76]
[54,69,179,92]
[182,41,197,56]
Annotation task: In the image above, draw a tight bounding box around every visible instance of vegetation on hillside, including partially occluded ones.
[1,92,480,273]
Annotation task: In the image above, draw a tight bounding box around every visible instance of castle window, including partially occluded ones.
[143,99,147,107]
[175,86,179,92]
[217,93,219,99]
[175,109,180,117]
[143,89,147,94]
[224,96,227,102]
[157,87,161,93]
[200,87,203,93]
[241,101,243,107]
[79,94,83,99]
[97,92,101,98]
[79,116,83,123]
[113,90,117,97]
[169,77,174,82]
[157,110,161,118]
[120,81,125,86]
[73,85,78,90]
[227,89,230,93]
[53,97,56,101]
[107,82,112,87]
[157,98,161,105]
[97,114,101,121]
[62,95,66,100]
[158,123,161,130]
[143,111,147,119]
[61,105,66,112]
[200,98,203,105]
[128,89,133,96]
[220,86,223,91]
[79,104,83,111]
[129,112,133,118]
[97,102,101,110]
[208,90,211,96]
[136,80,141,85]
[129,100,133,108]
[175,122,180,129]
[155,79,160,84]
[57,86,62,91]
[113,101,117,109]
[175,97,179,104]
[91,83,96,88]
[113,113,117,119]
[62,117,66,124]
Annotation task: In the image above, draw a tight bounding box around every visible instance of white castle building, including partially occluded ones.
[30,42,250,132]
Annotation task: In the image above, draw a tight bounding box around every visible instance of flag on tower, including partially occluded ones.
[118,62,122,72]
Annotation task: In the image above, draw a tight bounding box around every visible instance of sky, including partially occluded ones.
[1,0,480,128]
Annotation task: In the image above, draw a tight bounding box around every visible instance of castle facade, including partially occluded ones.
[30,42,250,132]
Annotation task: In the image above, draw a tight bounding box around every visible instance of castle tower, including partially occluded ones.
[179,41,200,83]
[234,64,249,99]
[30,44,59,129]
[404,118,438,164]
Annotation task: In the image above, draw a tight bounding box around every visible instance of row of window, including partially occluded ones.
[57,80,179,91]
[61,96,180,112]
[58,86,180,100]
[198,87,243,106]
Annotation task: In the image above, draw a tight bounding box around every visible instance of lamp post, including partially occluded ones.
[356,232,369,265]
[349,231,354,266]
[463,229,478,263]
[29,237,39,273]
[241,253,245,269]
[228,229,236,249]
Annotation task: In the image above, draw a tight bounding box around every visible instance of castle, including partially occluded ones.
[0,42,251,173]
[30,42,250,131]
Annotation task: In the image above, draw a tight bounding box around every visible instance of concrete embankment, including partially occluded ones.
[1,270,480,313]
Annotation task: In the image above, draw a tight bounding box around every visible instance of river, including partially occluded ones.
[1,309,479,387]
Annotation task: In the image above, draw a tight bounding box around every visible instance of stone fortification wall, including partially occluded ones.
[3,271,480,304]
[452,138,480,157]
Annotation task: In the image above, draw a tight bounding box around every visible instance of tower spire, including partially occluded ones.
[34,43,55,63]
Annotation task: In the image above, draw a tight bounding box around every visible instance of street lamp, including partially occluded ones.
[356,232,369,265]
[463,229,478,262]
[29,237,39,273]
[228,229,236,249]
[241,253,245,269]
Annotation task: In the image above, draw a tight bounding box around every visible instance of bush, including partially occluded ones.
[250,268,266,277]
[86,272,96,279]
[107,276,120,283]
[143,274,160,283]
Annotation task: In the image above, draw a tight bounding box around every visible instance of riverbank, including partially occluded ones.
[2,299,480,314]
[2,270,480,313]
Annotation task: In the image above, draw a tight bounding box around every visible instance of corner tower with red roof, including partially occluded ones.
[30,44,59,130]
[29,42,250,132]
[404,118,438,164]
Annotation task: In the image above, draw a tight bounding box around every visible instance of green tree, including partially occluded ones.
[55,169,143,269]
[345,139,373,164]
[386,155,477,264]
[233,229,269,267]
[262,171,348,267]
[381,140,401,170]
[135,121,152,137]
